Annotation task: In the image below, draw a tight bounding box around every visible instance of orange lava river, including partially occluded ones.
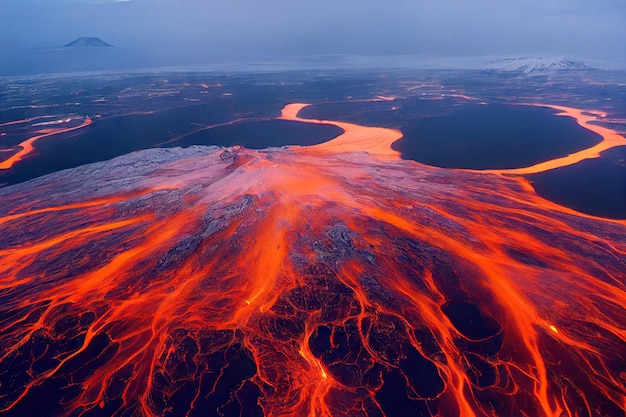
[479,104,626,175]
[0,104,624,417]
[0,117,93,170]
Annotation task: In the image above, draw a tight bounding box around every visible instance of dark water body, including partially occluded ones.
[527,146,626,219]
[0,115,342,187]
[299,101,400,127]
[392,104,603,170]
[174,119,342,149]
[298,97,464,129]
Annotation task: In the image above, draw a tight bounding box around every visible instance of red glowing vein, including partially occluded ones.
[278,102,625,415]
[0,102,624,417]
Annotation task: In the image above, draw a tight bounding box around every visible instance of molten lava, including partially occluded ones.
[279,103,402,161]
[480,104,626,175]
[0,116,93,170]
[0,105,624,417]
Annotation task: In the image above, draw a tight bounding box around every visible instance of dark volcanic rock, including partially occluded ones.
[64,37,114,47]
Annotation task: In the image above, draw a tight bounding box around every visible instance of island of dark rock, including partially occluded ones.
[64,37,114,48]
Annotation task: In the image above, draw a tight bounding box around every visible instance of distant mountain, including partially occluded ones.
[65,37,114,48]
[483,56,589,74]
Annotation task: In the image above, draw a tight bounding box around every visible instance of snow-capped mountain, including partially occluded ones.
[483,56,589,73]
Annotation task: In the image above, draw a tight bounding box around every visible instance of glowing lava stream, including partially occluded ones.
[0,104,625,417]
[477,104,626,175]
[0,116,92,170]
[279,102,626,175]
[279,103,402,160]
[280,102,626,223]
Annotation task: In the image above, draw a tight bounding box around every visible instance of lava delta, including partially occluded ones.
[0,106,625,417]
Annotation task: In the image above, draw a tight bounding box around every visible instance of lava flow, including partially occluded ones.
[479,104,626,175]
[279,103,402,160]
[0,116,93,170]
[0,105,625,417]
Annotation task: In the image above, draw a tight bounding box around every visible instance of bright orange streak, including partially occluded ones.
[481,104,626,174]
[0,217,148,259]
[0,192,151,226]
[0,117,92,170]
[279,103,402,161]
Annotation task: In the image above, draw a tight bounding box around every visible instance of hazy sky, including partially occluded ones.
[1,0,625,63]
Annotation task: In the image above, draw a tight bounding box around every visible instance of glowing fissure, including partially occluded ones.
[0,105,624,417]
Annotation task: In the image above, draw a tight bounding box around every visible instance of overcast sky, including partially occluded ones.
[1,0,625,63]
